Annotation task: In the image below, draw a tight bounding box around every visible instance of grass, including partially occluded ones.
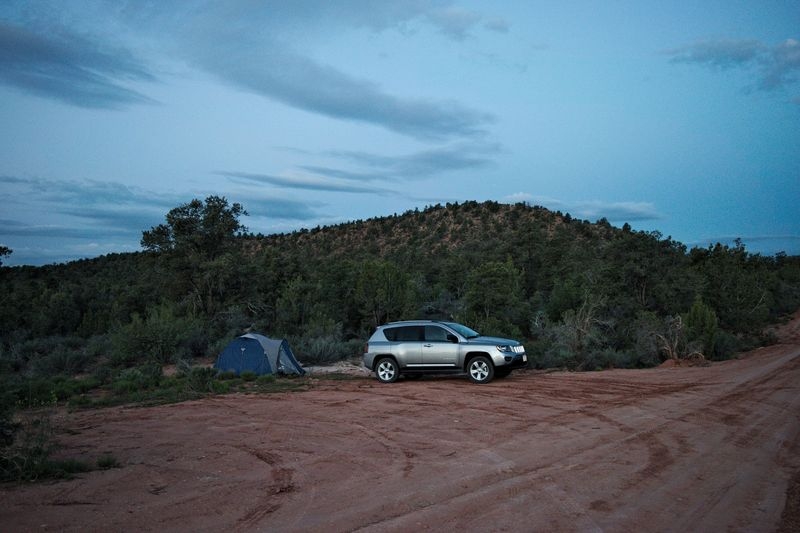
[0,366,356,484]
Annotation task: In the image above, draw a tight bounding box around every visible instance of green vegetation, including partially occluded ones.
[1,198,799,391]
[1,198,798,482]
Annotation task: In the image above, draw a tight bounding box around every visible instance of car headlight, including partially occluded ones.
[497,345,513,353]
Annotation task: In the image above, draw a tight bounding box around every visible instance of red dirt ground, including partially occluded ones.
[2,313,799,532]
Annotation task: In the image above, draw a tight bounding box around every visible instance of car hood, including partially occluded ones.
[465,335,521,346]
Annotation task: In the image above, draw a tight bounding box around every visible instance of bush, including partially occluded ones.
[217,370,238,381]
[186,367,219,392]
[110,304,202,366]
[294,337,362,365]
[711,330,740,361]
[111,363,162,394]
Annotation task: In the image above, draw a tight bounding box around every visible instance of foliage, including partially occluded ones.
[0,200,798,383]
[0,245,11,267]
[110,304,204,366]
[0,401,92,483]
[684,298,719,357]
[141,195,247,256]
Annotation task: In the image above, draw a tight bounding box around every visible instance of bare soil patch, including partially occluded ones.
[3,313,799,532]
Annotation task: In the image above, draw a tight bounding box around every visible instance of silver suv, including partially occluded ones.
[363,320,527,384]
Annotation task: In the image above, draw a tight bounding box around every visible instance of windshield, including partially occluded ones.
[444,322,481,339]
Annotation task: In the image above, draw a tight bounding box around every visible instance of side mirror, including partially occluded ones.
[447,334,459,344]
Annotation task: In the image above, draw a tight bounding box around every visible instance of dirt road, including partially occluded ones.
[3,314,799,532]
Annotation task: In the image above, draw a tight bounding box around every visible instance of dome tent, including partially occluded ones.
[214,333,305,376]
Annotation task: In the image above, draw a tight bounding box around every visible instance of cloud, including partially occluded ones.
[308,142,500,182]
[0,175,174,211]
[665,37,800,91]
[218,170,395,195]
[0,175,175,238]
[506,194,663,222]
[239,197,322,221]
[336,142,499,175]
[0,218,130,239]
[116,1,496,139]
[194,40,492,140]
[425,7,482,41]
[2,1,499,138]
[664,39,763,69]
[760,38,800,90]
[0,21,156,108]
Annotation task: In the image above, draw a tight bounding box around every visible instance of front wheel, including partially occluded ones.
[467,355,494,384]
[375,358,399,383]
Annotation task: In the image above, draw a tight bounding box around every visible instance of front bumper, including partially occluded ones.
[497,352,528,369]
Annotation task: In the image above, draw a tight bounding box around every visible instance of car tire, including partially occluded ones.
[375,357,399,383]
[467,355,494,384]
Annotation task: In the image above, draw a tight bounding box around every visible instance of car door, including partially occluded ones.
[423,325,459,367]
[391,326,423,367]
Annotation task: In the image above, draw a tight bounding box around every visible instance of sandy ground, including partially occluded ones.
[2,313,799,532]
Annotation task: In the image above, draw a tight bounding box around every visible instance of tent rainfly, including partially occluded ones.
[214,333,305,376]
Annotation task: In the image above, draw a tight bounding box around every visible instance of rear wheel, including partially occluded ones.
[375,358,399,383]
[467,355,494,384]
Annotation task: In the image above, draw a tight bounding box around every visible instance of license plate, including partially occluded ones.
[523,355,527,362]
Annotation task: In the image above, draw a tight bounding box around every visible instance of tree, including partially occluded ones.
[0,246,11,267]
[684,298,718,357]
[141,196,248,317]
[464,259,526,336]
[141,196,247,258]
[355,260,414,329]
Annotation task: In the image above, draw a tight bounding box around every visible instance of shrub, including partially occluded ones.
[186,367,219,392]
[111,363,162,394]
[711,330,740,361]
[110,304,202,366]
[256,374,275,385]
[294,337,362,365]
[217,370,238,381]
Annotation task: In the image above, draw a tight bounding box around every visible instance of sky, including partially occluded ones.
[0,0,798,266]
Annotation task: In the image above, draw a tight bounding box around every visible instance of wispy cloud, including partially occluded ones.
[0,218,132,239]
[219,170,395,195]
[664,37,800,91]
[0,21,156,108]
[238,197,322,221]
[0,176,172,243]
[327,142,500,179]
[194,40,492,140]
[506,193,663,223]
[761,38,800,90]
[292,142,500,184]
[0,175,174,211]
[664,39,763,69]
[127,1,497,140]
[1,1,500,138]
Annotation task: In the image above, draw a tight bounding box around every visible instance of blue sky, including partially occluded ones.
[0,0,798,266]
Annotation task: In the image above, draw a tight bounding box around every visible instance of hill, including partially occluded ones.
[1,199,799,378]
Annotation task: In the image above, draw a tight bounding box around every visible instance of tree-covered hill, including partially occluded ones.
[2,198,799,378]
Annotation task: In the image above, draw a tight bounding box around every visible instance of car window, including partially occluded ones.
[384,326,423,342]
[424,326,450,342]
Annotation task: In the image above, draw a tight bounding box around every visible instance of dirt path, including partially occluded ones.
[3,314,799,532]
